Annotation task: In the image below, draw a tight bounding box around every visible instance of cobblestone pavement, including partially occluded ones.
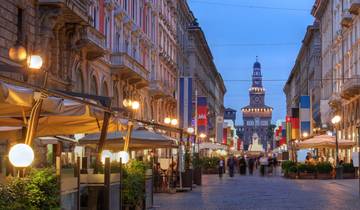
[154,173,360,210]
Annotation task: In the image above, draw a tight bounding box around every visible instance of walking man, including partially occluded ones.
[218,157,225,178]
[227,155,235,177]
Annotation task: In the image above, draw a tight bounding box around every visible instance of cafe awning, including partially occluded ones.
[78,128,178,150]
[296,134,356,149]
[0,81,126,138]
[199,142,228,150]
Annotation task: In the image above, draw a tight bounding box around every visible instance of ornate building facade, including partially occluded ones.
[0,0,225,138]
[311,0,360,162]
[241,60,273,150]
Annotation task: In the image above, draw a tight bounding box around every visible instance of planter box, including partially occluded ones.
[317,173,333,180]
[287,172,297,179]
[193,168,202,186]
[343,172,355,179]
[181,170,193,188]
[298,172,316,179]
[202,168,218,174]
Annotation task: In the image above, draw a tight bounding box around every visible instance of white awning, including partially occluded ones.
[296,134,356,149]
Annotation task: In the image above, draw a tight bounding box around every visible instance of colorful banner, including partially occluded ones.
[197,96,208,134]
[222,128,227,145]
[300,95,311,137]
[179,77,192,129]
[280,122,286,145]
[286,116,292,144]
[291,108,300,140]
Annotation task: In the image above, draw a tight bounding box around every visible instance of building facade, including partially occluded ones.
[224,108,237,125]
[312,0,360,161]
[0,0,225,136]
[284,21,322,134]
[241,60,273,150]
[185,20,226,143]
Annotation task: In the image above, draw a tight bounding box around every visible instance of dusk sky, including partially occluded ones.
[188,0,315,125]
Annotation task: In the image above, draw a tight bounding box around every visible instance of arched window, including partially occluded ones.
[102,81,109,96]
[90,75,98,95]
[74,68,84,93]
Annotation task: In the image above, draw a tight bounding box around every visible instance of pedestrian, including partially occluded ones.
[248,158,255,175]
[239,156,247,175]
[273,155,278,176]
[227,155,235,177]
[259,155,269,176]
[218,157,225,178]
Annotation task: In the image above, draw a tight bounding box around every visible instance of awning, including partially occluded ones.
[296,134,356,149]
[78,128,178,150]
[0,81,126,138]
[199,142,228,150]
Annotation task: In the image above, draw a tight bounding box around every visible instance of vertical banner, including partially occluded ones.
[179,77,193,129]
[286,116,292,144]
[281,122,286,145]
[197,96,208,134]
[300,96,311,137]
[216,116,224,143]
[291,108,300,140]
[223,128,227,144]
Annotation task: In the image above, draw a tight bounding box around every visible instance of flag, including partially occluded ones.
[300,96,311,137]
[291,108,300,140]
[280,122,287,145]
[197,96,207,134]
[286,116,292,144]
[179,77,192,129]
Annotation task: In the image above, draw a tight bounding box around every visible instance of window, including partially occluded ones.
[124,0,128,11]
[90,76,98,95]
[74,68,84,93]
[102,81,109,96]
[105,16,110,48]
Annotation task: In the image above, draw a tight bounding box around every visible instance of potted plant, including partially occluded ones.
[288,165,298,179]
[123,160,146,210]
[192,153,202,185]
[201,157,220,174]
[281,160,296,177]
[342,163,356,179]
[298,163,316,179]
[316,162,333,179]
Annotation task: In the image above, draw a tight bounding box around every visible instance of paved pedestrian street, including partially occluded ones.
[154,174,360,210]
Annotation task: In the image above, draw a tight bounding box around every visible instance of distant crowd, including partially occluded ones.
[218,154,279,178]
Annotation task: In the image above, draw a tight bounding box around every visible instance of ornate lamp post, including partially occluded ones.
[7,45,44,170]
[331,115,342,179]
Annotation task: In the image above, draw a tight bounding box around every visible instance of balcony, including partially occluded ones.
[38,0,89,23]
[78,27,107,60]
[341,74,360,99]
[328,92,342,110]
[111,52,149,88]
[350,0,360,15]
[341,12,353,27]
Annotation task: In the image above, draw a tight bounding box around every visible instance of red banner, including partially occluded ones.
[222,128,227,144]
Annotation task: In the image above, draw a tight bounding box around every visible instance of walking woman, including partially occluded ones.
[218,157,225,178]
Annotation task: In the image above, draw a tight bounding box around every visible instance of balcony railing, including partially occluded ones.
[341,74,360,99]
[38,0,89,23]
[81,26,106,60]
[111,52,149,83]
[341,12,353,27]
[350,0,360,15]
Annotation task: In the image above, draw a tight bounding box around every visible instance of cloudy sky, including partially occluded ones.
[188,0,315,124]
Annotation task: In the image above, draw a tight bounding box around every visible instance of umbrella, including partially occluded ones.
[79,128,178,150]
[296,134,356,149]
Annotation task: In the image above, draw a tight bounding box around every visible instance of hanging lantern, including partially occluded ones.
[9,44,27,62]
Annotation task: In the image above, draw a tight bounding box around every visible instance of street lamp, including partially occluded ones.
[27,55,43,70]
[187,127,194,134]
[302,132,309,138]
[118,151,129,164]
[101,150,113,164]
[331,115,341,179]
[9,143,34,168]
[164,117,178,127]
[199,133,207,139]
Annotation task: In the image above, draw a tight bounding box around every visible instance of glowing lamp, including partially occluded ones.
[164,117,171,124]
[199,133,207,139]
[331,115,341,125]
[27,55,43,69]
[187,127,194,134]
[123,99,132,107]
[119,151,129,164]
[9,144,34,167]
[131,101,140,110]
[9,44,27,62]
[170,118,178,126]
[101,150,113,164]
[302,132,309,138]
